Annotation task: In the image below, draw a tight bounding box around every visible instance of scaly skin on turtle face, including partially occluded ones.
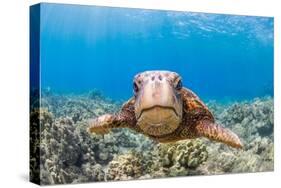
[88,71,243,149]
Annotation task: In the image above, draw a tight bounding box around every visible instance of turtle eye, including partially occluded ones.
[175,80,182,90]
[133,82,139,93]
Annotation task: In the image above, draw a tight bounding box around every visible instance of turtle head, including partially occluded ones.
[133,71,183,136]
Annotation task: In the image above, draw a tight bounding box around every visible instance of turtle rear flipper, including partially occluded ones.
[195,120,243,149]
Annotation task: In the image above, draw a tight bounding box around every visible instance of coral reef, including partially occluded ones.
[36,90,155,184]
[199,97,274,174]
[156,140,208,176]
[198,136,274,174]
[40,90,119,123]
[218,97,273,142]
[30,90,274,185]
[40,117,83,184]
[106,140,208,181]
[30,108,45,183]
[106,151,145,180]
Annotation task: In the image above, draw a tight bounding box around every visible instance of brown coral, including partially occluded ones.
[157,140,208,176]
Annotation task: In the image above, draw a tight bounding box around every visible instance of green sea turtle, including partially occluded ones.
[88,71,243,148]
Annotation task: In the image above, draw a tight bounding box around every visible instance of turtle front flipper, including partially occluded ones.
[88,113,132,135]
[88,114,116,134]
[88,98,136,135]
[195,120,243,149]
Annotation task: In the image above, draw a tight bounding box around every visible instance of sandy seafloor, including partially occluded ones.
[30,89,274,185]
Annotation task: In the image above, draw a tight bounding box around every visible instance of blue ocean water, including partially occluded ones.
[40,3,273,102]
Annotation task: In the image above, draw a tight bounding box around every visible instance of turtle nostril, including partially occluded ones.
[158,75,162,81]
[151,76,155,81]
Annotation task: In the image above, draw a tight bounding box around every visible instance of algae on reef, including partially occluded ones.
[30,90,274,185]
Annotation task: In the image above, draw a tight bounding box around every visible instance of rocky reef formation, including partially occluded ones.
[156,140,208,176]
[30,90,274,185]
[219,97,273,142]
[34,90,154,184]
[106,151,147,180]
[40,90,119,122]
[106,139,208,181]
[203,97,274,174]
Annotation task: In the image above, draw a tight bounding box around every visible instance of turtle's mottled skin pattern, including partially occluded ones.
[88,71,243,149]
